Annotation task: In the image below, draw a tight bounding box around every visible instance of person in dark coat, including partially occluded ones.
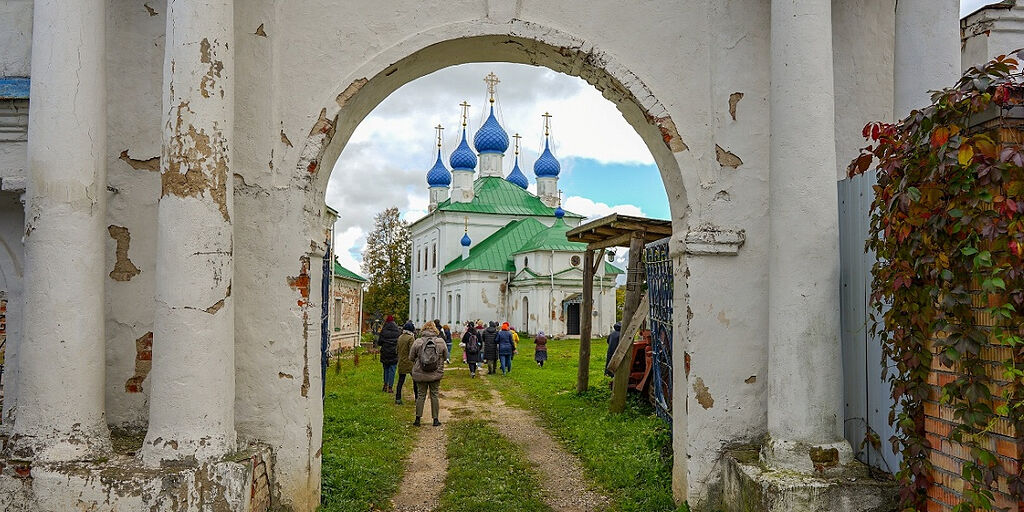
[534,331,548,367]
[496,322,515,375]
[605,322,622,377]
[395,321,418,404]
[462,321,483,377]
[482,321,499,375]
[376,315,401,393]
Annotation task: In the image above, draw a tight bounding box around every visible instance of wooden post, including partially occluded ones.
[610,232,645,414]
[576,249,597,393]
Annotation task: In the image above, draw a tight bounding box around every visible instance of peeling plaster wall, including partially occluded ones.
[103,0,165,430]
[962,2,1024,70]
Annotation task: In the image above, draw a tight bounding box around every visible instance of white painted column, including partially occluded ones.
[763,0,852,472]
[141,0,236,465]
[895,0,960,116]
[10,0,111,462]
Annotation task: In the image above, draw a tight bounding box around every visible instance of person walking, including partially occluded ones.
[442,324,453,363]
[534,331,548,367]
[482,321,499,375]
[395,321,418,405]
[411,321,449,427]
[509,326,520,361]
[605,322,622,378]
[376,315,401,393]
[496,322,516,375]
[462,321,482,377]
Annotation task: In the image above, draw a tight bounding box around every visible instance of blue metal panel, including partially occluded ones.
[644,237,673,424]
[0,77,30,99]
[838,174,900,473]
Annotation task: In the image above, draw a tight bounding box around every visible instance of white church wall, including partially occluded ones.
[962,3,1024,72]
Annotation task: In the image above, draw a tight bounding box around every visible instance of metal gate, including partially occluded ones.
[644,237,673,424]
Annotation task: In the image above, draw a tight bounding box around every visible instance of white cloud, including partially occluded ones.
[563,196,646,221]
[332,226,366,274]
[961,0,1000,17]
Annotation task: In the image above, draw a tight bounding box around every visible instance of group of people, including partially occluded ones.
[372,315,550,426]
[459,321,547,377]
[375,315,452,426]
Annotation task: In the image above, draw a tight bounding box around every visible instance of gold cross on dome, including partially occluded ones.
[484,72,500,103]
[459,101,470,127]
[435,124,444,148]
[512,133,522,155]
[464,216,469,232]
[542,112,552,137]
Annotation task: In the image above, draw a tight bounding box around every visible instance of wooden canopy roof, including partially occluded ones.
[565,213,673,250]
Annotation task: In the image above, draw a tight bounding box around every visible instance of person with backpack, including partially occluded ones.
[534,330,548,367]
[462,321,483,377]
[411,321,449,426]
[496,322,515,375]
[482,321,499,375]
[376,315,401,393]
[394,321,418,405]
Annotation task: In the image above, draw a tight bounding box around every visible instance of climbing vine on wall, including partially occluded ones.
[849,52,1024,511]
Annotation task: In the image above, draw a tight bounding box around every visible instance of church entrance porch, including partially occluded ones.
[564,298,581,336]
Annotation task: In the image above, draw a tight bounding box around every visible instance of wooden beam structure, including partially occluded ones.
[576,249,597,393]
[565,213,670,397]
[610,232,646,414]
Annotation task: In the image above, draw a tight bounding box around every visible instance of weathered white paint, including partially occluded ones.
[536,176,559,207]
[0,194,24,428]
[764,0,852,472]
[10,0,111,462]
[896,0,961,116]
[961,1,1024,72]
[141,0,236,465]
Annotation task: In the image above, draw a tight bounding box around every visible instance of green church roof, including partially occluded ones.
[334,261,367,282]
[435,177,583,218]
[441,218,548,274]
[604,261,624,275]
[513,218,588,254]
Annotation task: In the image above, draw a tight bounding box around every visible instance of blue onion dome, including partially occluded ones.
[533,139,561,177]
[554,205,565,219]
[461,232,472,247]
[426,148,451,187]
[506,155,529,189]
[473,106,509,154]
[449,128,477,171]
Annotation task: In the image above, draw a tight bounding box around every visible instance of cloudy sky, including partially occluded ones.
[962,0,1002,16]
[325,62,668,274]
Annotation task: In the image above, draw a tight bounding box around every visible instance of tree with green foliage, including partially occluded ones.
[361,207,411,325]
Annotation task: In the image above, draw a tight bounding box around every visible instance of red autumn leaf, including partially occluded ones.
[931,127,950,148]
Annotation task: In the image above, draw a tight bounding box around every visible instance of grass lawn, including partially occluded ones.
[439,419,552,512]
[320,351,416,511]
[464,337,681,512]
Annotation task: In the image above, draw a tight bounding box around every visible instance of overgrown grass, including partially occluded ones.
[320,349,415,511]
[477,338,681,512]
[439,419,552,512]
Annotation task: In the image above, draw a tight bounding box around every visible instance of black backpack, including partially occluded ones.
[421,338,441,372]
[465,331,480,354]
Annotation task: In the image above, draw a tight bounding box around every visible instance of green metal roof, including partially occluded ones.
[441,218,548,274]
[334,261,367,282]
[605,261,624,275]
[435,177,583,218]
[512,218,587,254]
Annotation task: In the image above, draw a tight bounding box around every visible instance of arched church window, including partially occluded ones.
[432,243,437,269]
[524,256,529,268]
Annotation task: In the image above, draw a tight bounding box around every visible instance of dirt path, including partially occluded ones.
[483,387,611,512]
[391,370,610,512]
[390,389,459,512]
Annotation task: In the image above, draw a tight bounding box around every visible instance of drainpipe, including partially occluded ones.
[551,250,556,334]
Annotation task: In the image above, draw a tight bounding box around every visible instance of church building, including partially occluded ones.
[409,73,621,336]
